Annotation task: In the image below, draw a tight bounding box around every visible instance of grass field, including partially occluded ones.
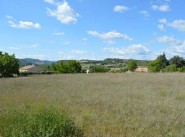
[1,73,185,137]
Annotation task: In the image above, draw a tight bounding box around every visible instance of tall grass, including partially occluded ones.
[1,73,185,136]
[0,106,83,137]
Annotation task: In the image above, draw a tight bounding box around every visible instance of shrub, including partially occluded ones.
[148,59,162,72]
[0,107,83,137]
[177,66,185,72]
[162,64,177,72]
[127,60,137,71]
[52,61,81,74]
[90,66,110,73]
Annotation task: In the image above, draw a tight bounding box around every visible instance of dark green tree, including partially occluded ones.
[156,53,169,69]
[169,55,185,68]
[127,59,137,71]
[0,52,19,77]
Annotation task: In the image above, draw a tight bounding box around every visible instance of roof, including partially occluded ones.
[135,67,148,72]
[19,65,35,70]
[19,65,43,73]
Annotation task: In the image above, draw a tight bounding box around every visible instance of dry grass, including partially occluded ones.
[1,73,185,136]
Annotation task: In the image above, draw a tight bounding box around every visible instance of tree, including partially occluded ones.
[52,60,81,73]
[0,52,19,77]
[90,66,110,73]
[68,60,82,73]
[147,59,162,72]
[169,55,185,68]
[127,59,137,71]
[162,64,177,72]
[156,53,169,69]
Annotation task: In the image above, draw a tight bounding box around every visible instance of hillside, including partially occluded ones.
[19,58,54,67]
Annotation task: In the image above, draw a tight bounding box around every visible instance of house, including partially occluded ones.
[135,66,148,73]
[19,65,43,73]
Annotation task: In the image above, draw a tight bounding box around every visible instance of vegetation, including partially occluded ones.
[127,59,137,71]
[148,53,185,73]
[148,59,162,72]
[169,55,185,68]
[90,66,110,73]
[1,74,185,136]
[53,60,81,73]
[0,52,19,77]
[0,106,83,137]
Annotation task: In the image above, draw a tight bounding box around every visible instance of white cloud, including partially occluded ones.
[8,20,41,29]
[82,38,87,41]
[152,4,170,12]
[139,10,150,17]
[159,19,185,32]
[157,35,181,45]
[71,50,87,55]
[114,5,129,13]
[53,32,65,36]
[168,20,185,32]
[105,40,116,45]
[44,0,56,4]
[104,44,150,57]
[63,41,70,45]
[58,50,88,60]
[47,1,79,24]
[159,18,167,24]
[157,36,185,56]
[6,15,13,20]
[87,30,133,41]
[158,24,166,31]
[9,47,19,50]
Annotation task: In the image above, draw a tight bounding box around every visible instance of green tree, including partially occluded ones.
[90,66,110,73]
[0,52,19,77]
[169,55,185,68]
[127,59,137,71]
[68,60,82,73]
[52,60,81,73]
[162,64,177,72]
[147,59,162,72]
[156,53,169,69]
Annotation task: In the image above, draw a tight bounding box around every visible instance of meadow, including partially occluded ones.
[0,73,185,137]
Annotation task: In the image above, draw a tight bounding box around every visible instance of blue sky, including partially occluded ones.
[0,0,185,61]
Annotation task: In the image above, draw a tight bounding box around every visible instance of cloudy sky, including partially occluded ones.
[0,0,185,60]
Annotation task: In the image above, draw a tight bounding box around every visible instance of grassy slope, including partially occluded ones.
[0,73,185,137]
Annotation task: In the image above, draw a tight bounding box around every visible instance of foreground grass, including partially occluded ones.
[1,73,185,136]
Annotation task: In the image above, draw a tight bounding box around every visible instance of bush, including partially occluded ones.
[90,66,110,73]
[53,61,82,74]
[0,107,83,137]
[127,60,137,72]
[148,59,162,72]
[162,64,177,72]
[177,66,185,72]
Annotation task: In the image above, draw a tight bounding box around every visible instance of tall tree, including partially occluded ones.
[0,52,19,77]
[169,55,185,68]
[156,53,169,69]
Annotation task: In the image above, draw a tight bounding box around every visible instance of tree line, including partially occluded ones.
[148,53,185,72]
[2,51,185,78]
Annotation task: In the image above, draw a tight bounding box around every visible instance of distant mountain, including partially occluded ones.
[19,58,55,67]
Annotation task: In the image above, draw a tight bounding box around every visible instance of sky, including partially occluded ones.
[0,0,185,61]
